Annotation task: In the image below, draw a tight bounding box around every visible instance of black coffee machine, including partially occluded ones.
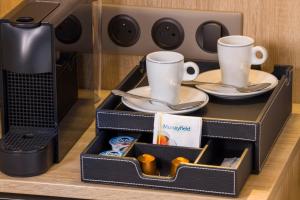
[0,0,99,176]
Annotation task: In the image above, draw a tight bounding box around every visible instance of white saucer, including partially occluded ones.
[195,69,278,100]
[122,86,209,114]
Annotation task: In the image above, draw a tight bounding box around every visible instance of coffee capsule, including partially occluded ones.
[137,154,157,175]
[170,157,190,177]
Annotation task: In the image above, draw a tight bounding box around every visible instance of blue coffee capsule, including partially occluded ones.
[109,136,135,152]
[100,150,123,157]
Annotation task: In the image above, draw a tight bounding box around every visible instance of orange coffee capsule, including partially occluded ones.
[170,157,190,177]
[137,154,157,175]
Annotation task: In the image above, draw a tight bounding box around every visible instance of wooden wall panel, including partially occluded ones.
[1,0,300,102]
[0,0,22,17]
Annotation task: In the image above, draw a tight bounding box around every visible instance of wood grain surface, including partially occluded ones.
[0,91,299,200]
[0,0,21,17]
[1,0,300,102]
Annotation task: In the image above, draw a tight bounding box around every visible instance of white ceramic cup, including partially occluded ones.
[146,51,199,105]
[217,35,268,87]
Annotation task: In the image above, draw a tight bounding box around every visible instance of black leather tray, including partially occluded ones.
[81,131,252,196]
[94,59,292,172]
[81,59,292,196]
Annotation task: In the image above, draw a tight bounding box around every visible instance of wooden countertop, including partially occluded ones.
[0,91,299,200]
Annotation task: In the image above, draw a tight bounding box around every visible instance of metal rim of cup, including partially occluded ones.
[218,35,254,48]
[146,51,184,64]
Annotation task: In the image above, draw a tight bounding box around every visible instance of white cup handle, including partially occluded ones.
[251,46,268,65]
[183,62,200,81]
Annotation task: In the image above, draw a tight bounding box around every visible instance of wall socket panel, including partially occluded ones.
[102,4,243,60]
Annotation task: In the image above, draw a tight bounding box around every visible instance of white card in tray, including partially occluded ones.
[153,113,202,148]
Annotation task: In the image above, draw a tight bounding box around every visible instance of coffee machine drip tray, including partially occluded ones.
[0,128,56,177]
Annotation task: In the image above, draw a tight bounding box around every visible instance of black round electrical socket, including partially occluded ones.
[55,15,82,44]
[196,21,229,53]
[108,14,140,47]
[151,18,184,50]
